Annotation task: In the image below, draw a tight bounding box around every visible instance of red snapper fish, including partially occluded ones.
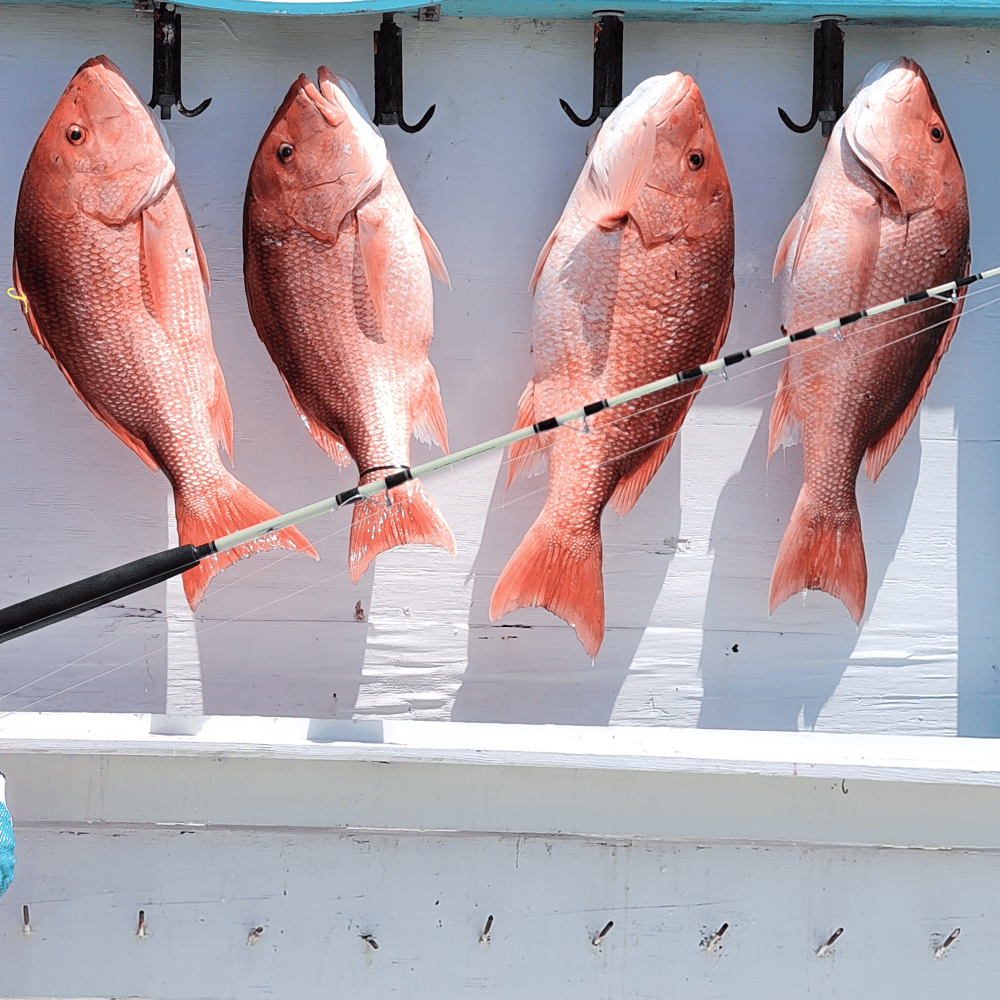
[490,73,735,656]
[769,57,969,623]
[12,56,315,609]
[244,68,454,583]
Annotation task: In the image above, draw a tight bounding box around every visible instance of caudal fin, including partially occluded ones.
[489,514,604,657]
[348,479,455,583]
[176,477,318,610]
[769,489,867,624]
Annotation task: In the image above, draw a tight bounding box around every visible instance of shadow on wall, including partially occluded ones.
[696,412,919,731]
[452,445,684,725]
[198,571,377,720]
[956,315,1000,736]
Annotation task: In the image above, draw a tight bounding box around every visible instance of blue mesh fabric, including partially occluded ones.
[0,801,14,896]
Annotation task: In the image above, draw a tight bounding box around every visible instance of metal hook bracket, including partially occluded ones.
[778,15,845,137]
[560,11,624,127]
[148,3,212,120]
[373,12,436,134]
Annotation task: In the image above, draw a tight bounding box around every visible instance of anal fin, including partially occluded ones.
[608,434,673,516]
[413,365,450,453]
[506,380,549,486]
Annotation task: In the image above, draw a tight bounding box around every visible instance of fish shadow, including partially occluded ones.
[197,565,376,719]
[697,411,919,731]
[452,445,682,725]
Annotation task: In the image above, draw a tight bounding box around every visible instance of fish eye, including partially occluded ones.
[277,143,294,162]
[66,125,86,145]
[687,149,705,171]
[930,125,944,143]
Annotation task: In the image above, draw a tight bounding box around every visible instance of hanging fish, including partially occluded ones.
[490,74,735,656]
[244,68,454,583]
[12,56,316,609]
[769,57,969,623]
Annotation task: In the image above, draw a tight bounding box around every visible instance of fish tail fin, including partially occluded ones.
[348,479,455,583]
[175,477,318,610]
[769,488,867,624]
[489,512,604,657]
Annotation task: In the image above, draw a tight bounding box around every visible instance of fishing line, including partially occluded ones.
[593,284,1000,471]
[589,276,999,440]
[0,448,518,713]
[4,280,997,715]
[1,265,997,650]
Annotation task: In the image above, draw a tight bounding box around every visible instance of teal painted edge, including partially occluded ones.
[0,0,998,23]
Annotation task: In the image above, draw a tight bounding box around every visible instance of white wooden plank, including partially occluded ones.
[0,8,996,734]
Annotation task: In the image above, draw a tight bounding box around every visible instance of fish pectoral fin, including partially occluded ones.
[506,380,549,486]
[140,206,171,324]
[864,272,969,483]
[840,197,882,310]
[413,366,450,453]
[768,362,800,459]
[357,206,390,338]
[608,434,673,517]
[413,215,451,288]
[529,227,559,294]
[580,113,656,228]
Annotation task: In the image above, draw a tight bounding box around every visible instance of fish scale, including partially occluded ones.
[13,56,316,609]
[490,72,735,657]
[244,68,454,584]
[769,57,970,623]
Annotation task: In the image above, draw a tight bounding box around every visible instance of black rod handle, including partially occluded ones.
[0,543,212,645]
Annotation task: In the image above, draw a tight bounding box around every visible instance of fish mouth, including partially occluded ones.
[316,67,381,137]
[616,72,694,129]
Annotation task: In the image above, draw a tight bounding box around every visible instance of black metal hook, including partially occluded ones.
[778,16,845,137]
[148,3,211,120]
[560,12,624,127]
[373,12,435,134]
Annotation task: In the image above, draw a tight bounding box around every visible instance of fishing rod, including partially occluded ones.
[1,265,997,645]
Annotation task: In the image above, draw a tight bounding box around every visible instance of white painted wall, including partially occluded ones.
[0,7,997,736]
[3,720,1000,999]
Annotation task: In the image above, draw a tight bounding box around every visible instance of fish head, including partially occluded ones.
[591,73,732,245]
[29,55,175,225]
[843,58,965,218]
[246,69,387,240]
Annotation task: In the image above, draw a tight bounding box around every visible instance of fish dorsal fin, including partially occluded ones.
[505,379,549,485]
[864,267,969,482]
[413,215,451,288]
[356,203,390,338]
[768,360,800,458]
[529,227,559,294]
[578,113,656,229]
[177,188,211,295]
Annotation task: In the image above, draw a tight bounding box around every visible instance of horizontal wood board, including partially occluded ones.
[2,0,1000,25]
